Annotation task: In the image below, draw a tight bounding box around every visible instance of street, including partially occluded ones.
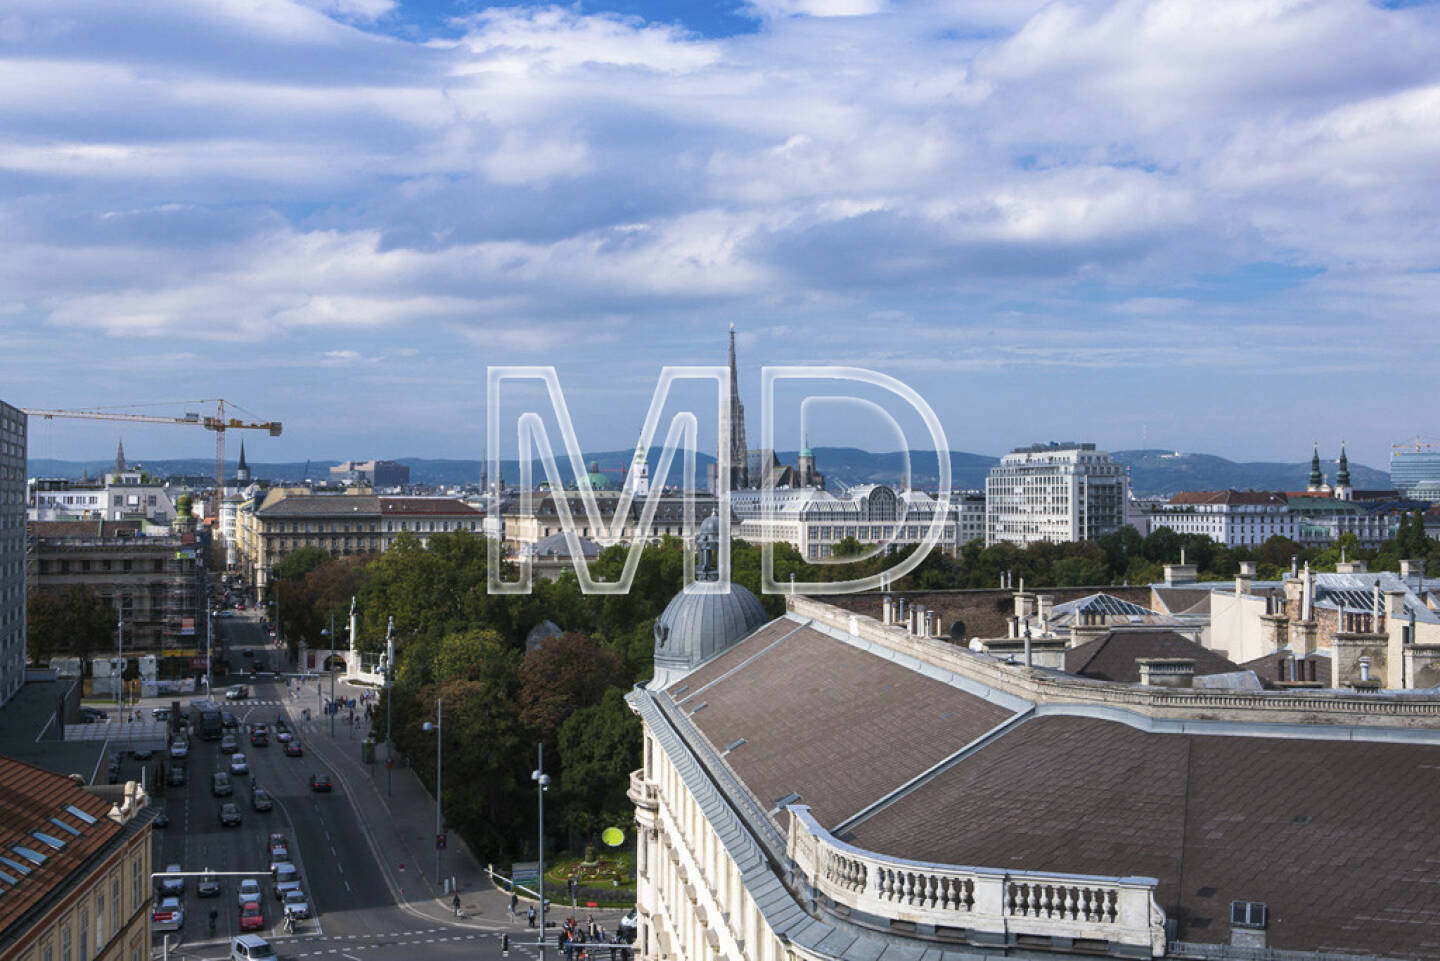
[149,613,532,961]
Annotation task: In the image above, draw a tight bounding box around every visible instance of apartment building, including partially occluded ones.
[0,400,25,706]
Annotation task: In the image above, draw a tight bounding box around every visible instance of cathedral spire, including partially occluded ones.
[236,440,250,483]
[725,323,749,490]
[114,439,126,474]
[1336,442,1351,489]
[1308,443,1323,491]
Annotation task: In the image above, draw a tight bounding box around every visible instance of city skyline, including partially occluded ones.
[4,0,1440,466]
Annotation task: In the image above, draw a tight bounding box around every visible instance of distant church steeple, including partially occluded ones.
[236,441,250,484]
[1307,444,1323,491]
[1334,442,1352,500]
[114,440,126,474]
[725,323,749,491]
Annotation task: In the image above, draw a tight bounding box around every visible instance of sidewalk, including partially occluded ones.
[286,676,631,930]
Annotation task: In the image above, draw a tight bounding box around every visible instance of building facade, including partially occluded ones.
[1142,491,1295,546]
[26,523,208,652]
[1,400,25,705]
[503,491,717,558]
[1390,441,1440,497]
[237,492,483,598]
[730,485,963,560]
[986,442,1130,547]
[0,759,153,961]
[329,460,410,488]
[27,472,178,526]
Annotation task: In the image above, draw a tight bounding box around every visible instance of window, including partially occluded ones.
[61,926,72,961]
[78,907,88,961]
[131,855,141,908]
[95,892,105,946]
[111,878,120,933]
[1231,900,1267,929]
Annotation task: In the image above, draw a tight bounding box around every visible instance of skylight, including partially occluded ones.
[65,805,97,824]
[13,846,48,865]
[48,817,80,836]
[0,856,32,875]
[0,869,17,885]
[32,832,66,850]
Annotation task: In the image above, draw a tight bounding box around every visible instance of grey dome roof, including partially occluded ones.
[653,583,768,682]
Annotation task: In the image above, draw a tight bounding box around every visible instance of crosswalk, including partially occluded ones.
[281,928,500,957]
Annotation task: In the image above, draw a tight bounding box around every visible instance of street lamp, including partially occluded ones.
[532,746,551,955]
[422,697,444,887]
[115,616,124,717]
[384,616,395,797]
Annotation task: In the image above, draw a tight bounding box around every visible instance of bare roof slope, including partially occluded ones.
[671,624,1013,829]
[1064,629,1242,683]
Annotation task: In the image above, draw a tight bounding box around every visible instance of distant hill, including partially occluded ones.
[1111,450,1391,497]
[26,448,1390,497]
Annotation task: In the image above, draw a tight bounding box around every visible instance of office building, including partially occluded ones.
[985,442,1129,546]
[1390,441,1440,497]
[329,460,410,488]
[1141,491,1296,546]
[0,400,24,706]
[730,484,962,560]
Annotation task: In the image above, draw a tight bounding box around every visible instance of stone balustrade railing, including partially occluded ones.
[629,769,659,810]
[788,806,1165,957]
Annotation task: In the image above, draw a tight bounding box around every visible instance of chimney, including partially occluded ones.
[1335,558,1368,574]
[1164,561,1198,586]
[1036,595,1053,634]
[1359,656,1371,683]
[881,595,893,626]
[1014,590,1037,620]
[1401,559,1426,594]
[1136,658,1195,688]
[1238,561,1258,578]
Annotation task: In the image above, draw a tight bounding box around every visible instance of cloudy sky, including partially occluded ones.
[3,0,1438,470]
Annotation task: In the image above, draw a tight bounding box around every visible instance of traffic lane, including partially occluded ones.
[257,713,401,937]
[154,733,276,944]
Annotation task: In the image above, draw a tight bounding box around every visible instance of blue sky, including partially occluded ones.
[4,0,1440,471]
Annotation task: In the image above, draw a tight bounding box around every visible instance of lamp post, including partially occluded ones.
[328,610,337,737]
[532,746,551,955]
[384,616,395,797]
[115,616,124,716]
[206,609,216,696]
[423,697,444,887]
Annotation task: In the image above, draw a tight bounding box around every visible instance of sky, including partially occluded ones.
[3,0,1439,470]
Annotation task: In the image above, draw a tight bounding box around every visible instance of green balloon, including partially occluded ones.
[601,827,625,847]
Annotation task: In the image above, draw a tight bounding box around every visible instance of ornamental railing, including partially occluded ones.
[787,805,1165,957]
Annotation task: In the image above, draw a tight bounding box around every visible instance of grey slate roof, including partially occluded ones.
[652,584,768,679]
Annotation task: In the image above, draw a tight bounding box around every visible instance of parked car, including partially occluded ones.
[229,753,249,775]
[152,896,184,932]
[251,789,274,812]
[220,733,240,754]
[151,707,172,723]
[166,764,187,787]
[282,889,311,919]
[239,901,265,932]
[160,864,185,895]
[169,738,190,759]
[212,772,234,797]
[309,774,331,793]
[268,843,290,873]
[219,803,243,827]
[236,878,263,910]
[230,934,275,961]
[79,706,109,723]
[284,741,303,757]
[271,862,300,900]
[198,873,222,898]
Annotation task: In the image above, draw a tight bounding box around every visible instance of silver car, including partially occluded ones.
[153,896,184,931]
[236,878,263,910]
[281,888,311,919]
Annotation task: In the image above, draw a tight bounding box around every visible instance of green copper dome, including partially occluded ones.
[580,460,614,491]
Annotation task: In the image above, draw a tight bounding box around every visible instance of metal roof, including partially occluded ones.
[1049,593,1159,618]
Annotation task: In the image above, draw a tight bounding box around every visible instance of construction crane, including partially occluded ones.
[22,400,282,518]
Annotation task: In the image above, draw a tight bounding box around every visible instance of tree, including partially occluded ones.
[1051,556,1109,587]
[26,587,117,663]
[830,536,867,558]
[273,546,332,582]
[556,688,642,837]
[519,633,626,746]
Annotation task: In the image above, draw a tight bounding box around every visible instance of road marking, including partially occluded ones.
[337,862,344,874]
[344,880,352,891]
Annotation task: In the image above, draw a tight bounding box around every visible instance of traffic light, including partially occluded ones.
[501,934,510,956]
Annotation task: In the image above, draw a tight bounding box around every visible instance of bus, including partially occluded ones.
[190,698,224,741]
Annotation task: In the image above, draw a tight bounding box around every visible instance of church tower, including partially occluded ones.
[1334,443,1352,501]
[798,436,816,488]
[725,324,749,491]
[236,441,250,484]
[1307,444,1325,492]
[627,442,651,497]
[114,439,126,475]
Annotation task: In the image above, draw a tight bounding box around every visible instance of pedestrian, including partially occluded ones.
[453,893,462,917]
[510,892,518,916]
[527,906,536,928]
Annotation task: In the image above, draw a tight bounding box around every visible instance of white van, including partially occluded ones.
[230,934,276,961]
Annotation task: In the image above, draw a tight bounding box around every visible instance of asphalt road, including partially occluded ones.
[152,613,518,961]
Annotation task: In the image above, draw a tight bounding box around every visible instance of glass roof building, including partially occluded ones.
[1390,444,1440,497]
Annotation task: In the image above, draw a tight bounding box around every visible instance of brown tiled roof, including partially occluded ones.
[1064,629,1241,683]
[0,756,123,933]
[671,624,1013,830]
[378,497,482,516]
[826,587,1157,641]
[26,520,143,539]
[1168,490,1286,506]
[847,715,1440,957]
[257,495,380,517]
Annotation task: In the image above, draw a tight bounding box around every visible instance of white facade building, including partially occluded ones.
[730,484,962,560]
[1142,491,1296,547]
[28,471,178,525]
[0,400,26,705]
[985,442,1129,547]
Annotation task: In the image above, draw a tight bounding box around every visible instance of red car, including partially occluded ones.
[250,731,269,747]
[284,741,303,757]
[309,774,332,793]
[239,901,264,932]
